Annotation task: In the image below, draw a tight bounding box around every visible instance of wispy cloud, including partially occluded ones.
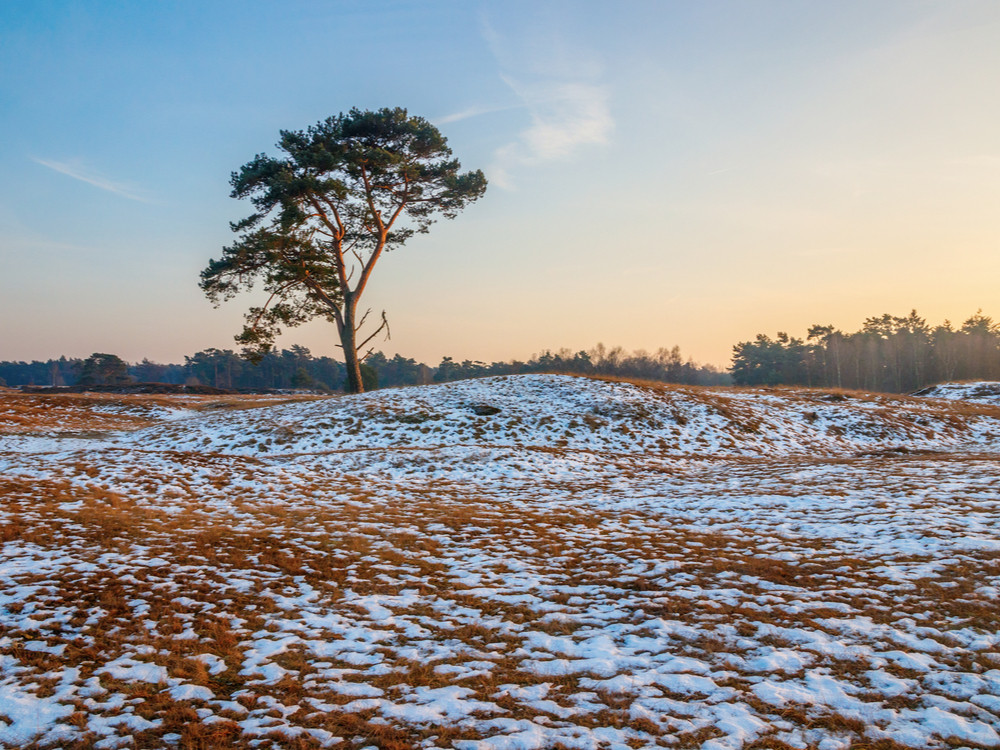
[480,17,613,189]
[489,80,612,189]
[33,158,152,203]
[4,235,96,253]
[435,103,525,125]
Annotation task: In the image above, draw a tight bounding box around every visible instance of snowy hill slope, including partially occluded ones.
[121,374,1000,458]
[2,380,1000,748]
[914,380,1000,406]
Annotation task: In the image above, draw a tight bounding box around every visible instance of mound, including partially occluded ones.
[913,380,1000,406]
[4,376,1000,748]
[121,374,1000,458]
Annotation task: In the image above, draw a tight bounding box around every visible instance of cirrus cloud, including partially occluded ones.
[33,158,153,203]
[480,17,613,189]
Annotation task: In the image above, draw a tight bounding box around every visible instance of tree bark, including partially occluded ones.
[340,300,364,393]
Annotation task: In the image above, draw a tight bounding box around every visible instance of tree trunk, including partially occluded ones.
[833,343,842,389]
[340,304,364,393]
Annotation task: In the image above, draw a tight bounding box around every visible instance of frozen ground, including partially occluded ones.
[0,376,998,749]
[914,381,1000,407]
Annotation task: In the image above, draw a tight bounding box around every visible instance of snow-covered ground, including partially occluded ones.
[1,376,998,749]
[118,375,1000,460]
[914,381,1000,407]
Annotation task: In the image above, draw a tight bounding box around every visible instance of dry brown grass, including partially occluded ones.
[0,391,324,437]
[1,388,998,749]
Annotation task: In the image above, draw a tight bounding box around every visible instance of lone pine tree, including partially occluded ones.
[201,107,487,393]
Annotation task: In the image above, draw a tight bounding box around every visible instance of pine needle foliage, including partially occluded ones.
[201,107,487,393]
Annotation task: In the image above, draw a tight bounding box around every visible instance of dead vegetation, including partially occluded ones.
[1,381,998,748]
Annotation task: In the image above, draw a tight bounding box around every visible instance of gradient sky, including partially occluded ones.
[2,1,999,368]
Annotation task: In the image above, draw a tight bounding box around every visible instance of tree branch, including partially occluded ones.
[317,194,346,236]
[306,195,349,291]
[246,278,301,332]
[303,277,345,332]
[360,164,385,233]
[383,174,410,231]
[356,307,372,332]
[356,311,391,351]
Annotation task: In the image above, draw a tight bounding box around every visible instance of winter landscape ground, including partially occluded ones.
[0,375,999,749]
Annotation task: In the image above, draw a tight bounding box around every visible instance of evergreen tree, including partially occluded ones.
[731,309,1000,391]
[77,353,131,386]
[291,367,315,389]
[201,108,487,394]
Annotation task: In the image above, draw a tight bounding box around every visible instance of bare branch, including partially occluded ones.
[356,307,372,332]
[356,311,391,351]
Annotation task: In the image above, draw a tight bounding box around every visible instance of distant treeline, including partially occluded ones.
[422,344,728,386]
[17,308,993,394]
[0,346,345,391]
[0,343,728,391]
[731,310,1000,392]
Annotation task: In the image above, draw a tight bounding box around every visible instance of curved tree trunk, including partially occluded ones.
[340,304,364,393]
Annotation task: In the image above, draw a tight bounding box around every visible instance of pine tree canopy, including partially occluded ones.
[200,107,487,392]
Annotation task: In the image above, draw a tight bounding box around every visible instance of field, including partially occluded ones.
[1,376,999,749]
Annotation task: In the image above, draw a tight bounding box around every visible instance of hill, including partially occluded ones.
[120,373,1000,460]
[0,377,998,749]
[914,380,1000,406]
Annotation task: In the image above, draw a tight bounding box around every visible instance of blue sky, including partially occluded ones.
[2,1,999,367]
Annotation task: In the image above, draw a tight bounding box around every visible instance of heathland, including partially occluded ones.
[1,375,999,748]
